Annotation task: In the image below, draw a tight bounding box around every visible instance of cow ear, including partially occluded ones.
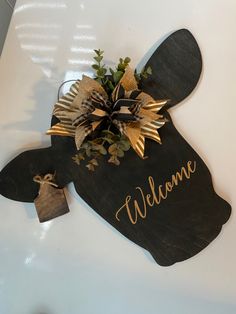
[0,148,55,202]
[139,29,202,109]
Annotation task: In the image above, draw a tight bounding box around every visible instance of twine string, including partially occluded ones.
[33,174,58,188]
[57,79,79,100]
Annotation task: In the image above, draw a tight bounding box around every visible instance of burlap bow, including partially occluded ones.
[47,67,167,158]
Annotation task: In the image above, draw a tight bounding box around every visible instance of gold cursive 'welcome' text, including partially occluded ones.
[115,161,197,224]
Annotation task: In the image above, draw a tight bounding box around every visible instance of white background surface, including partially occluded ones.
[0,1,236,314]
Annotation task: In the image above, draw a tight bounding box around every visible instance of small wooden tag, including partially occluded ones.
[34,184,69,223]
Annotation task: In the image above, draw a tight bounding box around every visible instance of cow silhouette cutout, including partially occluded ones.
[0,29,231,266]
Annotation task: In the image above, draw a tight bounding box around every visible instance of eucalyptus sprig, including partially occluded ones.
[92,50,132,93]
[73,130,130,171]
[92,49,107,85]
[135,66,152,81]
[109,57,131,86]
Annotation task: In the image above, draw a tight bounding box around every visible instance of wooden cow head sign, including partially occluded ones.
[0,29,231,266]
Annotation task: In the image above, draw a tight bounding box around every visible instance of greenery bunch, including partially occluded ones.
[91,49,152,94]
[72,130,130,171]
[73,49,152,171]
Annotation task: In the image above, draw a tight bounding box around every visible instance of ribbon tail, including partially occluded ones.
[133,135,145,158]
[124,124,144,158]
[47,122,76,137]
[142,99,168,113]
[141,120,165,144]
[91,120,102,131]
[125,124,140,145]
[75,124,92,150]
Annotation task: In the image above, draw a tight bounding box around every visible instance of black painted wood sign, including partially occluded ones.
[0,29,231,266]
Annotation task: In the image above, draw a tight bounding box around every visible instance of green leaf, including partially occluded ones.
[92,64,99,70]
[108,155,120,166]
[81,142,89,149]
[101,68,107,75]
[95,77,102,84]
[108,143,118,155]
[118,140,130,151]
[146,66,152,75]
[97,68,106,77]
[78,153,85,160]
[72,155,81,165]
[94,49,104,56]
[124,57,131,64]
[85,148,91,157]
[90,158,98,166]
[111,134,120,142]
[103,77,108,85]
[90,144,100,151]
[107,80,115,91]
[109,67,115,75]
[94,55,103,63]
[101,130,115,136]
[116,149,124,158]
[86,163,95,171]
[101,137,114,144]
[113,71,124,84]
[99,146,107,155]
[94,49,100,55]
[117,64,125,71]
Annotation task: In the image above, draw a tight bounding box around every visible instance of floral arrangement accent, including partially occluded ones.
[47,50,167,170]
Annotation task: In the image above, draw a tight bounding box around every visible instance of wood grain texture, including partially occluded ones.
[34,184,69,223]
[0,29,231,266]
[140,29,202,109]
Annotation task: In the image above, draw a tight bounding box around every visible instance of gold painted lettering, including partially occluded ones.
[115,161,197,224]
